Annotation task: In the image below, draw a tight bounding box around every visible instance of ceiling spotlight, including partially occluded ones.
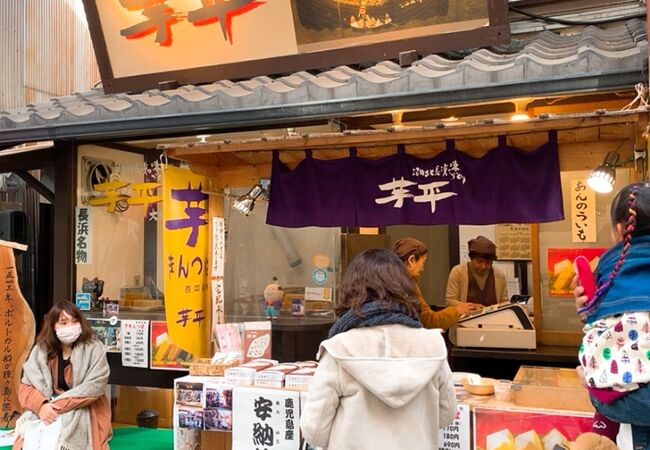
[233,184,266,216]
[587,151,621,194]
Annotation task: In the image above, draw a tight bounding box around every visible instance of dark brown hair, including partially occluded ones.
[36,301,95,358]
[335,248,419,318]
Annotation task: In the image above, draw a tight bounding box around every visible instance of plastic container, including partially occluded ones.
[136,409,160,428]
[494,379,513,401]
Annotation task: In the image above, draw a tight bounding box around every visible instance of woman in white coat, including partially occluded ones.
[300,248,457,450]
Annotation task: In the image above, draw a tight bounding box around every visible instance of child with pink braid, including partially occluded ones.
[575,182,650,449]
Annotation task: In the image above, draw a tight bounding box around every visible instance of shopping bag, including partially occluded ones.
[22,417,61,450]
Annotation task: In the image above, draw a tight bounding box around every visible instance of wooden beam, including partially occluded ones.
[0,148,55,172]
[530,223,542,343]
[53,143,76,303]
[14,170,55,203]
[166,112,644,157]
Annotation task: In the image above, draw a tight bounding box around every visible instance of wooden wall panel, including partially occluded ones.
[0,0,99,111]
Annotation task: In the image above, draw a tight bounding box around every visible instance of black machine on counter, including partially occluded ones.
[449,302,536,350]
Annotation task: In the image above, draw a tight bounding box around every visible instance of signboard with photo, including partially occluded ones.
[82,0,509,94]
[547,248,606,297]
[473,406,592,450]
[88,318,122,353]
[150,320,193,370]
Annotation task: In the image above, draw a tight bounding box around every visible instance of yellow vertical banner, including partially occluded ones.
[163,166,210,357]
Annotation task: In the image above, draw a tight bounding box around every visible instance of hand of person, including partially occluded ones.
[573,276,588,321]
[38,402,60,425]
[455,303,476,315]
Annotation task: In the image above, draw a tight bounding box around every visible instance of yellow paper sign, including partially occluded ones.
[163,166,210,357]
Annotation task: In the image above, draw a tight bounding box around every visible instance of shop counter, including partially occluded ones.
[449,344,579,380]
[82,310,335,389]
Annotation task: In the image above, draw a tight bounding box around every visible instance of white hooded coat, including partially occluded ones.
[300,324,457,450]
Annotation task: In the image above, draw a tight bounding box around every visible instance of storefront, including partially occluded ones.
[0,3,648,448]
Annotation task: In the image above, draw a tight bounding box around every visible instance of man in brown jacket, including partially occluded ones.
[394,238,476,330]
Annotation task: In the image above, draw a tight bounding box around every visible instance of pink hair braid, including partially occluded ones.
[580,187,639,316]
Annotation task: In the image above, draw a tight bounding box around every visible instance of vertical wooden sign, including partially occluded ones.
[0,243,35,425]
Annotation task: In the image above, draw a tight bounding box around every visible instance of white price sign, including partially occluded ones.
[121,320,149,368]
[438,404,470,450]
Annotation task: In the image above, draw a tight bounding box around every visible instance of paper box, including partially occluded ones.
[224,360,276,386]
[285,368,317,391]
[512,366,594,413]
[254,364,299,388]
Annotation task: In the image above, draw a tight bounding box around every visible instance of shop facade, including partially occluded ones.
[0,1,648,447]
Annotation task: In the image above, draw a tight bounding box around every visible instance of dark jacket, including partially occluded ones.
[588,233,650,322]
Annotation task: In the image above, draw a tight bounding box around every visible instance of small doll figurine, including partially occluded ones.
[263,277,284,319]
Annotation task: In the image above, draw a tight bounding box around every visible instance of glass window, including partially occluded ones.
[538,169,631,332]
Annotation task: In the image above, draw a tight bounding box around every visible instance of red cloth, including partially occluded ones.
[587,385,627,404]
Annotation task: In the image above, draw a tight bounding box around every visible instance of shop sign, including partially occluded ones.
[570,179,596,243]
[232,387,300,450]
[211,278,225,328]
[121,319,150,368]
[268,134,564,227]
[81,0,509,94]
[75,206,93,264]
[0,246,35,425]
[211,217,226,330]
[211,217,225,278]
[438,404,470,450]
[163,166,211,357]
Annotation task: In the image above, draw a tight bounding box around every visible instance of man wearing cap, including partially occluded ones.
[445,235,508,307]
[393,237,476,330]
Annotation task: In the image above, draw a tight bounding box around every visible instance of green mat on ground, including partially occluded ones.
[1,427,173,450]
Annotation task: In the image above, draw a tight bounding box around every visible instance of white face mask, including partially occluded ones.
[56,323,82,344]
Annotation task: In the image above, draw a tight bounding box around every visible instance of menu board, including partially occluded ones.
[121,320,150,368]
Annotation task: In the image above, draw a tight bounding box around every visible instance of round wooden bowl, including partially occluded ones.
[462,377,496,395]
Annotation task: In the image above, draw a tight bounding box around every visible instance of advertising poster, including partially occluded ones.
[203,380,233,432]
[473,407,592,450]
[88,318,121,353]
[163,166,211,357]
[150,320,193,370]
[547,248,606,296]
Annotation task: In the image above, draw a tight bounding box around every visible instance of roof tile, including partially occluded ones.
[0,20,646,135]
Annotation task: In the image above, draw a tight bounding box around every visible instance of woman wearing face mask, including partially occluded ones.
[13,301,111,450]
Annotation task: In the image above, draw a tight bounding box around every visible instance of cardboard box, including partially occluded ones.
[512,366,594,413]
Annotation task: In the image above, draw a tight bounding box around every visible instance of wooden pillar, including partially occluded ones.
[53,142,76,303]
